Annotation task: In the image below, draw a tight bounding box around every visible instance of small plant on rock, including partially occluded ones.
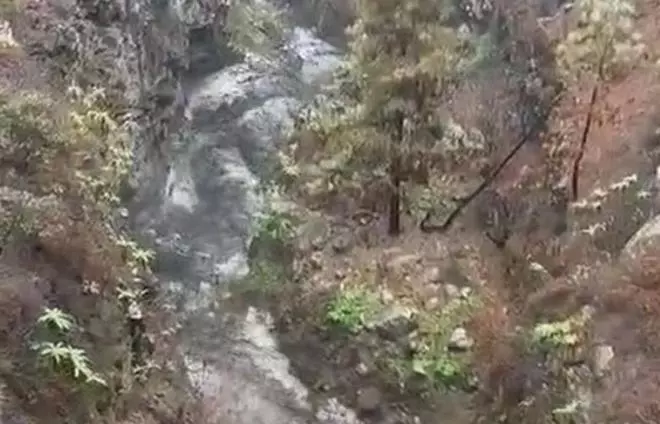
[254,185,299,245]
[409,295,479,389]
[532,318,581,350]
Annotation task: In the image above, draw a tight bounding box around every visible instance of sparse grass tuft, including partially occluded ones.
[408,295,480,389]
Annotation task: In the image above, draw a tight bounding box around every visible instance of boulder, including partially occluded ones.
[356,386,382,414]
[448,327,474,351]
[366,304,417,341]
[623,214,660,257]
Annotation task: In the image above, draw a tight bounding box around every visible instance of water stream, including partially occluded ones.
[134,18,360,423]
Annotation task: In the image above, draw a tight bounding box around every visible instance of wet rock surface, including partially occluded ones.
[122,2,366,422]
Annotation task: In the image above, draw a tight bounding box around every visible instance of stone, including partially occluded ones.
[459,286,472,299]
[384,253,421,275]
[423,266,443,284]
[529,261,552,283]
[366,304,417,341]
[296,216,330,252]
[380,288,395,303]
[311,235,327,250]
[448,327,474,351]
[355,362,369,376]
[356,386,381,413]
[0,20,19,50]
[425,297,441,310]
[334,269,347,280]
[444,283,460,299]
[332,232,353,254]
[316,398,362,424]
[309,251,324,269]
[624,214,660,257]
[592,344,614,377]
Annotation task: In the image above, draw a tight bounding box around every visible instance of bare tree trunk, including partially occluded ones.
[570,83,599,201]
[388,152,401,235]
[388,114,404,236]
[570,52,606,201]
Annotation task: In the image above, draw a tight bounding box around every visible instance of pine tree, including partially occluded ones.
[555,0,644,200]
[345,0,470,235]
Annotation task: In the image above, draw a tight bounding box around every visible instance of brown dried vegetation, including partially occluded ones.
[0,25,197,424]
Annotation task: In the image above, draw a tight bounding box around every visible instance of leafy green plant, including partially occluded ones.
[411,354,466,388]
[36,307,75,334]
[252,183,299,244]
[115,234,155,271]
[117,285,149,320]
[255,210,297,243]
[0,86,131,215]
[32,307,106,386]
[33,341,107,386]
[532,316,583,351]
[326,286,380,333]
[225,0,290,57]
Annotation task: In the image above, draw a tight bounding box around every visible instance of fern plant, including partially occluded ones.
[34,341,107,386]
[32,307,106,386]
[115,234,155,271]
[36,307,75,334]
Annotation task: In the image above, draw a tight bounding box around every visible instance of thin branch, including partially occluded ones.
[420,94,560,233]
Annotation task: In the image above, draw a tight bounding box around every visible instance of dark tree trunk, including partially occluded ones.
[388,152,401,235]
[571,53,605,201]
[388,113,404,236]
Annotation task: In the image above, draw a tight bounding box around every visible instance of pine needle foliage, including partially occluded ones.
[283,0,476,233]
[556,0,644,81]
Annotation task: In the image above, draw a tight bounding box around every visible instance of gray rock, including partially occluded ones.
[380,288,395,304]
[311,236,327,250]
[592,344,615,377]
[459,286,473,299]
[332,231,354,254]
[355,362,369,376]
[316,398,363,424]
[448,327,474,351]
[425,297,441,310]
[296,217,330,252]
[423,266,443,284]
[624,214,660,256]
[367,304,417,341]
[384,253,421,277]
[444,283,460,299]
[309,251,324,269]
[356,386,382,413]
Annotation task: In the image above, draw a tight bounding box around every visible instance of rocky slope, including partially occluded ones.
[4,0,660,423]
[2,0,366,421]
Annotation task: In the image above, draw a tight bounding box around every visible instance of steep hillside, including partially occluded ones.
[239,0,660,423]
[3,0,660,423]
